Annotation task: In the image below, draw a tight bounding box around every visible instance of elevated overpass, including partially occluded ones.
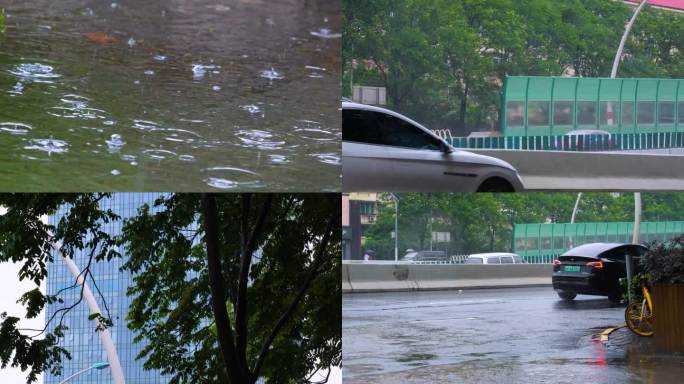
[468,149,684,191]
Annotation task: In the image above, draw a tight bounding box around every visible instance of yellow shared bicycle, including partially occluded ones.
[625,285,654,337]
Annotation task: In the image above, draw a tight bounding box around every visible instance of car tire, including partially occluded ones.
[477,177,514,192]
[557,291,577,301]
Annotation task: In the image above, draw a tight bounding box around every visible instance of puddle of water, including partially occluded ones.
[396,353,437,363]
[0,0,341,191]
[25,138,69,154]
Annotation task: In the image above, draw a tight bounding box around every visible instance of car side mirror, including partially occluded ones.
[439,140,453,154]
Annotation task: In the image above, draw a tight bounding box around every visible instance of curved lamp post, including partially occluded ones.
[47,230,126,384]
[609,0,649,303]
[59,362,110,384]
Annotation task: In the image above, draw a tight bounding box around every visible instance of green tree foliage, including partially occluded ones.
[0,193,340,384]
[363,193,684,259]
[343,0,684,134]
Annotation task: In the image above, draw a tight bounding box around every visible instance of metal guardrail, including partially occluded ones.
[343,255,556,265]
[449,131,684,151]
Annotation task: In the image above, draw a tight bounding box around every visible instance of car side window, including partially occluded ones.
[342,109,383,144]
[376,112,441,150]
[501,256,513,264]
[488,257,501,264]
[343,109,442,150]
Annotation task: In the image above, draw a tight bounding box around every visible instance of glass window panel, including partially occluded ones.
[622,101,634,126]
[527,101,549,126]
[577,101,596,125]
[515,238,525,251]
[659,102,675,124]
[553,237,564,249]
[637,101,655,124]
[553,101,573,125]
[506,101,525,127]
[679,102,684,124]
[600,101,620,126]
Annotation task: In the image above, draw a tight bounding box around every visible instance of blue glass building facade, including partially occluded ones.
[44,193,170,384]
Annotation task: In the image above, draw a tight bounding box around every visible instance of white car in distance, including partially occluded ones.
[464,253,526,264]
[342,101,524,192]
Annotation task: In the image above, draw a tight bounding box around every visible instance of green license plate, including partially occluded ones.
[564,265,581,272]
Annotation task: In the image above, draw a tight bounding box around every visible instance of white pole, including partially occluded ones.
[394,197,399,262]
[607,0,649,128]
[568,192,582,248]
[611,0,649,78]
[570,192,582,224]
[632,193,642,244]
[608,0,648,304]
[48,233,126,384]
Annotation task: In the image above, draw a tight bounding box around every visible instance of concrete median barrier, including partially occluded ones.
[469,149,684,191]
[343,261,552,293]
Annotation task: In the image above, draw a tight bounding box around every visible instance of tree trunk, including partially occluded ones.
[459,82,469,135]
[202,194,250,384]
[489,227,495,251]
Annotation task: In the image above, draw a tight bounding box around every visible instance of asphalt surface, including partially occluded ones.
[343,287,684,383]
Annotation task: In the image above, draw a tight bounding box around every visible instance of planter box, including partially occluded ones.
[653,283,684,353]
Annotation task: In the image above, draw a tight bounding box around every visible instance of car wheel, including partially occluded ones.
[557,291,577,300]
[477,177,514,192]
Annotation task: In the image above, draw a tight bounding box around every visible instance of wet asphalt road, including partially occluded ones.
[343,287,684,383]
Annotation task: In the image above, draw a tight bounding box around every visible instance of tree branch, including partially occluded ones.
[252,213,337,378]
[236,193,273,379]
[19,243,101,339]
[201,194,244,384]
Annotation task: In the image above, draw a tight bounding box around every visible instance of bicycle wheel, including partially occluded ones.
[625,302,654,337]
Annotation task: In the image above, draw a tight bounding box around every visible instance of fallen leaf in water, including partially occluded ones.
[84,32,117,44]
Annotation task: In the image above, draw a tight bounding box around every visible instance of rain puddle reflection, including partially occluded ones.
[0,0,340,190]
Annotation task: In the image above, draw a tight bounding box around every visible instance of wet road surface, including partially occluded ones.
[343,287,684,383]
[0,0,340,191]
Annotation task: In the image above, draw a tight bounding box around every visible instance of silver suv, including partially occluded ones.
[342,101,524,192]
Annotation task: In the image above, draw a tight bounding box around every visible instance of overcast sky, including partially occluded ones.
[0,262,45,384]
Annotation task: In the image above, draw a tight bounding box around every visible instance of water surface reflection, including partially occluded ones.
[0,0,341,191]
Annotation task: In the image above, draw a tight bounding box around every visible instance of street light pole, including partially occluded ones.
[609,0,649,304]
[632,193,642,245]
[48,231,126,384]
[570,192,582,224]
[59,362,110,384]
[569,192,583,248]
[392,194,399,262]
[611,0,649,79]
